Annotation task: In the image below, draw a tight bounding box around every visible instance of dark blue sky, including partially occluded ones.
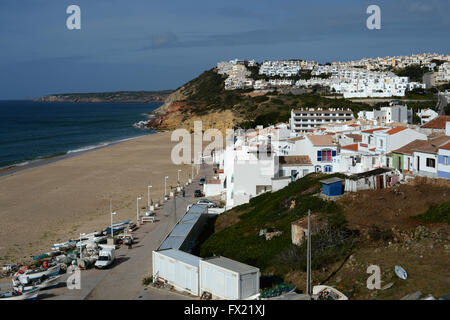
[0,0,449,99]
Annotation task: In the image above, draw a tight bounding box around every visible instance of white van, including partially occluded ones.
[94,245,116,269]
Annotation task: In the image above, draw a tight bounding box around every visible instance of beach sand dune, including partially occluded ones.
[0,131,195,263]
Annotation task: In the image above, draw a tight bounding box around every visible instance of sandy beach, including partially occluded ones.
[0,131,195,265]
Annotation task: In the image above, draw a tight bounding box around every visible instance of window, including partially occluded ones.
[426,158,435,168]
[324,165,332,173]
[317,149,335,162]
[444,156,449,166]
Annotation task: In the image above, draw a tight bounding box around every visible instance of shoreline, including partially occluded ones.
[0,130,193,266]
[0,132,159,177]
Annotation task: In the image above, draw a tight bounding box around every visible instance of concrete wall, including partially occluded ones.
[204,183,222,197]
[438,148,450,179]
[414,151,438,177]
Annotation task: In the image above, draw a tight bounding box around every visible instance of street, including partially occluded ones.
[37,163,214,300]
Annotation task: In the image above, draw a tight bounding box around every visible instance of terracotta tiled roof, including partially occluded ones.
[393,136,450,155]
[345,134,362,142]
[361,128,387,134]
[288,136,305,142]
[278,155,312,165]
[439,142,450,150]
[386,126,408,135]
[341,143,358,151]
[420,115,450,129]
[307,135,336,146]
[391,139,430,155]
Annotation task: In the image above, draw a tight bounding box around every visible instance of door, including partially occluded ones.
[417,156,420,172]
[407,158,411,171]
[397,157,401,170]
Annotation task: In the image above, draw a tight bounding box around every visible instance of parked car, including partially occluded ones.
[194,190,204,197]
[199,177,206,185]
[196,199,217,208]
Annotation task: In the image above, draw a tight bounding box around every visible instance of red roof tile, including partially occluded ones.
[341,143,358,151]
[361,128,387,134]
[439,142,450,150]
[420,115,450,129]
[386,126,408,135]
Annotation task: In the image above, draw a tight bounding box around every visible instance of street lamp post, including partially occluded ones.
[148,185,152,209]
[177,169,181,186]
[79,232,86,259]
[110,211,117,240]
[191,162,194,180]
[164,176,169,198]
[137,196,142,226]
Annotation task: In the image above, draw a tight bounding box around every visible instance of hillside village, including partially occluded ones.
[218,53,450,98]
[203,112,450,209]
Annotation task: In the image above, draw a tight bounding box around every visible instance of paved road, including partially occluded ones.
[35,163,215,300]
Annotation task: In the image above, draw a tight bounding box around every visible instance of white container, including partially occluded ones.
[152,249,200,296]
[199,256,260,300]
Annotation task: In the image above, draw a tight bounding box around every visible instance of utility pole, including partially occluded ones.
[174,192,177,225]
[306,209,312,295]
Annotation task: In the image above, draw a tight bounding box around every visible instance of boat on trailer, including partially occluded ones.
[13,275,61,291]
[13,264,61,284]
[0,287,40,300]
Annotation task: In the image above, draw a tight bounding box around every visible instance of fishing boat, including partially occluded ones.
[0,287,40,300]
[103,220,132,235]
[14,275,61,292]
[51,240,76,251]
[313,285,348,300]
[13,264,61,284]
[76,235,107,248]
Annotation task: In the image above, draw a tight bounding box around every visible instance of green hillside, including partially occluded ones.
[199,173,354,273]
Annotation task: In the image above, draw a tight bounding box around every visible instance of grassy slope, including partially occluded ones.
[176,69,378,128]
[199,173,349,271]
[174,68,441,128]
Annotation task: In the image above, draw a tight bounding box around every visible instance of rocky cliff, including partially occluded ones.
[36,90,173,103]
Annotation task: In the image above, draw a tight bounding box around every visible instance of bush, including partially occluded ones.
[276,225,357,271]
[142,276,153,286]
[198,173,350,271]
[413,202,450,224]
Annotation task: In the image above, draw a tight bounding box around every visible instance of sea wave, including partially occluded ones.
[0,134,152,172]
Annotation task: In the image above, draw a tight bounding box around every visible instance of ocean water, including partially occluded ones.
[0,100,161,168]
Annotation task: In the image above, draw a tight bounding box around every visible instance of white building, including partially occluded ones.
[199,256,260,300]
[290,108,354,133]
[416,109,439,125]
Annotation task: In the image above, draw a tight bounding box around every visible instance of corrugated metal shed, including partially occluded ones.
[155,249,200,268]
[180,213,202,224]
[202,256,259,275]
[187,204,208,214]
[157,204,209,252]
[158,236,185,250]
[170,223,194,237]
[199,256,260,300]
[153,249,201,296]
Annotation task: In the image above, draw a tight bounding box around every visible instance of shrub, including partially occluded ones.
[142,276,153,286]
[413,202,450,224]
